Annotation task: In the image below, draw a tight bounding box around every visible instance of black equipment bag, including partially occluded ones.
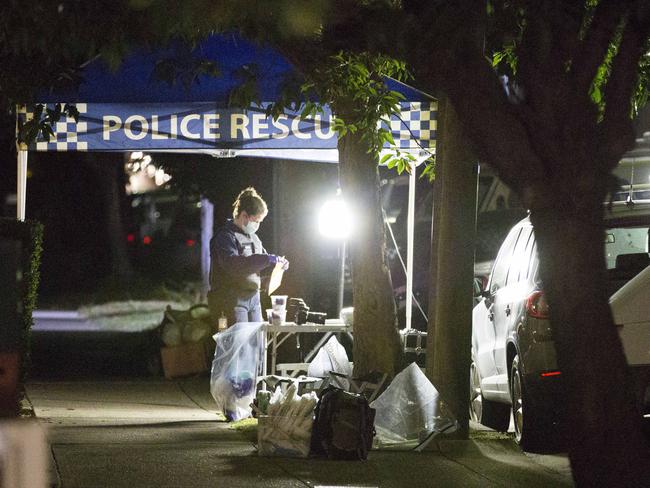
[310,386,376,460]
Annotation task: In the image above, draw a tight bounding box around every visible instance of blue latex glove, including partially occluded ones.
[268,254,289,270]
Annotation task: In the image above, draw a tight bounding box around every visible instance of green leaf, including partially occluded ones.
[421,158,437,182]
[389,90,406,101]
[64,104,80,123]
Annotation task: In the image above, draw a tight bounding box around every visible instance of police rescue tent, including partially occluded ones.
[15,33,436,329]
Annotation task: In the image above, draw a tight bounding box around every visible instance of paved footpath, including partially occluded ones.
[25,375,574,488]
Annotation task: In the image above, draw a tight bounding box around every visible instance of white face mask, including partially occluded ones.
[243,219,260,234]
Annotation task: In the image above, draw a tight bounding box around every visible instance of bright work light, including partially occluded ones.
[318,191,351,240]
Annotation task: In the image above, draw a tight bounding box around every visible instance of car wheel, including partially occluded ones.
[470,361,510,432]
[511,354,547,451]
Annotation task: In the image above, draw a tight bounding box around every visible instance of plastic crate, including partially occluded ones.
[257,415,312,458]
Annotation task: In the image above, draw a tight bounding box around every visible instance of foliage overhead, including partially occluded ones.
[276,51,426,175]
[488,0,650,120]
[6,1,431,177]
[2,0,328,145]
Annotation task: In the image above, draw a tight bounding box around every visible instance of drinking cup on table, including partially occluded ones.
[270,295,288,312]
[271,309,286,326]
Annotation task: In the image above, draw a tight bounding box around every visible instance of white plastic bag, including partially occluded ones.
[182,319,212,343]
[307,335,352,389]
[161,321,183,347]
[370,362,457,450]
[210,322,264,421]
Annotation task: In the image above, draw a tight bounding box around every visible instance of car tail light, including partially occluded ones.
[480,275,489,291]
[127,233,135,243]
[526,290,549,319]
[540,370,561,378]
[185,239,196,247]
[143,235,152,245]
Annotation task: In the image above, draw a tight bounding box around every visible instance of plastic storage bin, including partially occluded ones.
[257,415,312,458]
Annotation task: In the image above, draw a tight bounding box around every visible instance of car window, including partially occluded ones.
[528,240,539,282]
[490,226,522,292]
[521,232,536,281]
[611,163,650,202]
[605,226,650,269]
[506,226,533,286]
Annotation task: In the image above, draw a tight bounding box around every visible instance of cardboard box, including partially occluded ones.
[161,340,213,379]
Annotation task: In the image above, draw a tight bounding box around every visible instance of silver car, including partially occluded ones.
[471,204,650,451]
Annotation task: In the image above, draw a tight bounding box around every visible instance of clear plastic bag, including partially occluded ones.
[210,322,265,421]
[370,362,457,450]
[306,335,352,389]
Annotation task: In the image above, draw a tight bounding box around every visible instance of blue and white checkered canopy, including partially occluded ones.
[17,100,436,163]
[17,35,436,163]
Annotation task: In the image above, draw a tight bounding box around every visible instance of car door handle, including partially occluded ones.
[505,305,511,316]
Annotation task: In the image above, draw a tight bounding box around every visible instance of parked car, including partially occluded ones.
[127,191,202,279]
[380,169,526,330]
[471,202,650,451]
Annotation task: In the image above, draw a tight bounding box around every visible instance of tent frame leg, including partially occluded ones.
[17,148,28,221]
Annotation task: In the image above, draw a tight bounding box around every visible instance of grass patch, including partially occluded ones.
[36,275,203,332]
[230,418,259,443]
[78,300,194,332]
[19,395,35,418]
[469,430,515,441]
[38,274,201,310]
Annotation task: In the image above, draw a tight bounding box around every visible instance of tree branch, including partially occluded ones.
[600,0,650,168]
[572,0,627,97]
[518,2,564,100]
[511,6,580,193]
[406,2,548,207]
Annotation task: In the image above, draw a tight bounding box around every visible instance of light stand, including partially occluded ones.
[318,190,351,316]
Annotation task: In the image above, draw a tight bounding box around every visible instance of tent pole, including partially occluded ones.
[200,196,214,302]
[405,160,416,330]
[16,147,28,221]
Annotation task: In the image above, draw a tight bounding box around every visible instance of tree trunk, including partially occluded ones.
[426,97,478,438]
[396,0,650,481]
[337,129,403,378]
[530,205,650,486]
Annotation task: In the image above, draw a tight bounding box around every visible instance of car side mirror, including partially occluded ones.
[480,289,493,308]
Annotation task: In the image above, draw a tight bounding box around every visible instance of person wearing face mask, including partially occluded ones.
[208,187,289,327]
